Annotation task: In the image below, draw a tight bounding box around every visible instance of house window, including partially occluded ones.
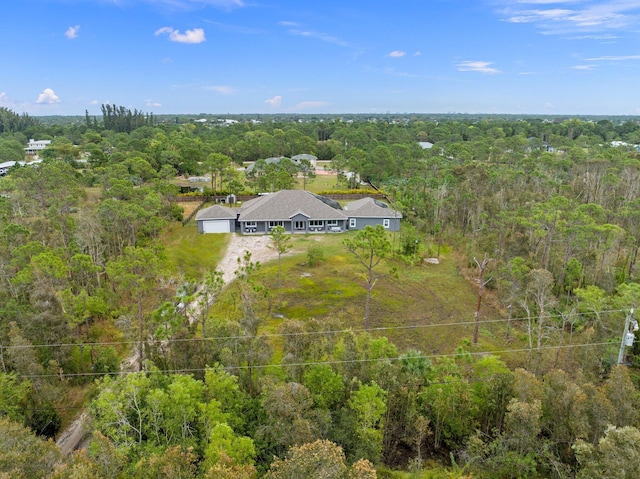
[383,219,390,229]
[245,222,257,228]
[349,218,357,228]
[294,221,306,230]
[308,220,324,231]
[328,220,338,226]
[268,221,284,230]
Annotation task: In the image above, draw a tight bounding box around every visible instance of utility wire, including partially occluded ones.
[12,340,616,380]
[1,308,629,351]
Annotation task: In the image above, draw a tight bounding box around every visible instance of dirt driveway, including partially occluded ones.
[218,233,278,285]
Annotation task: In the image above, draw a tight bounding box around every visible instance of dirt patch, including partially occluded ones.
[218,233,278,285]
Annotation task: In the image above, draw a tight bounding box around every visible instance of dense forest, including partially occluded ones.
[2,106,640,478]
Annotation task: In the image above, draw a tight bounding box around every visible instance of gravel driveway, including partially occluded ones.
[218,233,278,285]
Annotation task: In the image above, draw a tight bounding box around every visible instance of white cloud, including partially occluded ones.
[544,102,554,109]
[155,26,206,44]
[456,60,501,74]
[571,64,596,70]
[89,99,99,105]
[36,88,61,104]
[146,100,162,107]
[265,95,282,108]
[0,92,14,108]
[586,54,640,61]
[204,85,233,94]
[388,50,406,58]
[65,25,80,39]
[500,0,640,35]
[285,25,353,49]
[414,51,422,56]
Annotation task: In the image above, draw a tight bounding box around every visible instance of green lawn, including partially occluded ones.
[206,230,516,359]
[162,222,230,280]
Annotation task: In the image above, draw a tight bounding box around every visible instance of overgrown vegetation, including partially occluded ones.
[2,110,640,477]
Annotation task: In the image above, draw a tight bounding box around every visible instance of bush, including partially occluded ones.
[307,243,325,267]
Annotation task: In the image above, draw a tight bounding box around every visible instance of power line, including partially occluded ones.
[12,340,616,380]
[1,308,628,351]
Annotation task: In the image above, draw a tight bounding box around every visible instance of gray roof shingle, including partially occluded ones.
[345,197,402,218]
[195,204,237,220]
[240,190,347,221]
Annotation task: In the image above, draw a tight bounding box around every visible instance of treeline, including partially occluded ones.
[84,104,155,133]
[0,107,39,133]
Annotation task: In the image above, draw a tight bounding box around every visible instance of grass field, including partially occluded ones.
[196,229,520,361]
[162,221,229,280]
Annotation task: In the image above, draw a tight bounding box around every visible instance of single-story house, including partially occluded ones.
[245,157,288,174]
[0,161,16,176]
[0,159,42,176]
[196,190,402,234]
[291,154,317,167]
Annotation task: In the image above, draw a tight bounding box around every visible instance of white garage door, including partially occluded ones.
[203,220,231,233]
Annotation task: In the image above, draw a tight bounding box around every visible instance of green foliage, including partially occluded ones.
[0,107,39,132]
[90,370,255,469]
[0,373,31,423]
[306,242,325,266]
[574,425,640,479]
[0,417,61,478]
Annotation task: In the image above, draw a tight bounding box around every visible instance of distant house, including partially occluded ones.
[0,159,42,176]
[245,156,288,174]
[195,189,402,234]
[291,154,318,167]
[24,139,51,156]
[0,161,16,176]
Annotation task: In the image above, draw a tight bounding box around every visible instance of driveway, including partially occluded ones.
[218,233,278,285]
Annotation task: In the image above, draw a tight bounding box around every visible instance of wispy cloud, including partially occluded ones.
[204,85,234,94]
[292,101,328,111]
[146,100,162,107]
[265,95,282,108]
[586,54,640,61]
[279,21,355,50]
[142,0,245,11]
[499,0,640,35]
[456,60,501,74]
[36,88,61,104]
[155,26,206,43]
[571,64,596,70]
[288,28,351,48]
[0,92,14,108]
[65,25,79,39]
[387,50,406,58]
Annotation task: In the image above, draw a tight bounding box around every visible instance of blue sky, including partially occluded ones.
[2,0,640,116]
